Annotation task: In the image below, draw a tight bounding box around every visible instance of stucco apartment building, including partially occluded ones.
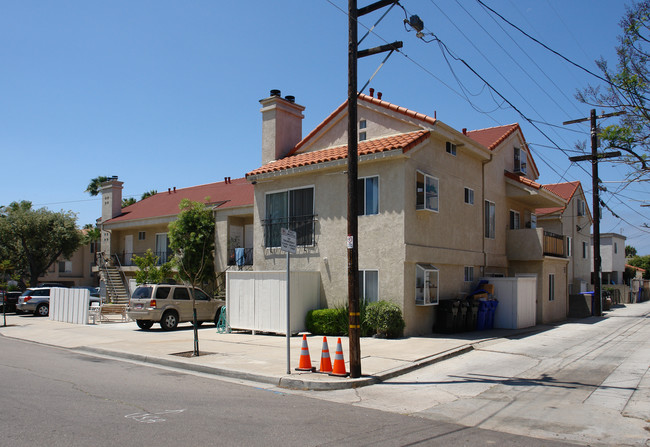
[537,181,593,294]
[97,177,254,289]
[595,232,627,286]
[246,90,570,335]
[38,231,98,288]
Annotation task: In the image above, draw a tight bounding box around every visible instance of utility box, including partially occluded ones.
[481,277,536,329]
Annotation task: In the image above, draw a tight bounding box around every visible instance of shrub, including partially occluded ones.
[364,301,405,338]
[306,301,372,336]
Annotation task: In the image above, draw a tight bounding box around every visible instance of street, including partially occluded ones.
[283,304,650,446]
[0,337,576,446]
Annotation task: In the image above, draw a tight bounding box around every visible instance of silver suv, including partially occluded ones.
[127,284,224,331]
[16,288,51,316]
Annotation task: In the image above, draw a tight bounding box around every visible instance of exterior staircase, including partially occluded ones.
[97,254,130,304]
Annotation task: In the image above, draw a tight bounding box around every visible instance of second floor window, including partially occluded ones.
[464,187,474,205]
[358,176,379,216]
[264,187,315,248]
[416,171,439,212]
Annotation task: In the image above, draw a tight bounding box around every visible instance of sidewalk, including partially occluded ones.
[0,312,546,390]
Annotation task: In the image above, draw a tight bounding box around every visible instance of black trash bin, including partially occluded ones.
[466,299,479,331]
[455,300,468,332]
[435,300,459,333]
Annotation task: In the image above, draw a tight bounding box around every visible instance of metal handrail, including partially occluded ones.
[97,253,118,304]
[111,254,130,300]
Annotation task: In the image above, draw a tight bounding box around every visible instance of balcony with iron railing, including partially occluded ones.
[262,214,317,249]
[114,250,173,267]
[227,247,253,267]
[507,228,567,261]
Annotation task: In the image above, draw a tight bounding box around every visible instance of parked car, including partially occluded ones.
[127,284,225,331]
[17,288,51,316]
[37,282,68,288]
[1,291,22,313]
[17,287,101,317]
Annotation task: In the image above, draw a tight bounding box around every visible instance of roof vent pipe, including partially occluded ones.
[369,88,374,97]
[462,128,467,135]
[168,188,171,194]
[285,95,295,103]
[173,186,176,192]
[270,89,281,97]
[377,92,382,100]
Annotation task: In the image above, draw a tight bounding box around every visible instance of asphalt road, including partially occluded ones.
[0,337,578,447]
[285,305,650,446]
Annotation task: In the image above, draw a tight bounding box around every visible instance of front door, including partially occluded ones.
[124,235,133,265]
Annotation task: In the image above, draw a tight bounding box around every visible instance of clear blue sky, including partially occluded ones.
[2,1,648,253]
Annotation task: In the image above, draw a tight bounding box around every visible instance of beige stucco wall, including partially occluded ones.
[39,242,97,287]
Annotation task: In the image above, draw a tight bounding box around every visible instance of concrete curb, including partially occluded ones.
[76,342,476,391]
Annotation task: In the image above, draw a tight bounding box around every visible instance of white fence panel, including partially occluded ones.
[482,276,537,329]
[227,271,320,334]
[50,288,90,325]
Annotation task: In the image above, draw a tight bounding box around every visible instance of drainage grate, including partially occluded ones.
[170,351,215,358]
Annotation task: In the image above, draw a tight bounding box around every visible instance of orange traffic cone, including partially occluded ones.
[319,337,333,373]
[329,337,348,377]
[295,334,315,372]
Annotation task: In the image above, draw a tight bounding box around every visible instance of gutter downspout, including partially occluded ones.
[482,153,493,276]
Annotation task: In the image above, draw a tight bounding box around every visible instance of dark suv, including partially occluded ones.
[1,291,22,313]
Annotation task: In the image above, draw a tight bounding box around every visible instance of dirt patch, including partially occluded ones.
[170,351,215,358]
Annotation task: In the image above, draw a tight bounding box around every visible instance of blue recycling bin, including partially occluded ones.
[486,300,498,329]
[476,300,489,330]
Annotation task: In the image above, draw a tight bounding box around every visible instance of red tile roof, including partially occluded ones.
[103,177,253,224]
[247,130,430,177]
[536,181,581,216]
[466,124,519,150]
[289,93,436,156]
[504,171,544,189]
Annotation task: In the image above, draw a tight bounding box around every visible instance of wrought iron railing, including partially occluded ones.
[227,248,253,266]
[261,214,317,248]
[115,250,172,266]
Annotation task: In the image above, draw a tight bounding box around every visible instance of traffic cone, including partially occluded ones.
[295,334,315,372]
[318,336,333,373]
[329,337,348,377]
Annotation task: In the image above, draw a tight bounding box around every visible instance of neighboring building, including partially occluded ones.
[537,181,593,294]
[594,232,627,285]
[246,90,570,335]
[38,230,99,288]
[97,176,254,292]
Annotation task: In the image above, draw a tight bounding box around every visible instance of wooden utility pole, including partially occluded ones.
[565,109,622,317]
[347,0,402,378]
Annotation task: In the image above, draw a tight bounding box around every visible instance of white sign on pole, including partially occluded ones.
[281,228,297,254]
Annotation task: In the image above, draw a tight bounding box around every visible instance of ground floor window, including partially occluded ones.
[359,270,378,304]
[464,266,474,282]
[416,263,439,306]
[549,274,555,301]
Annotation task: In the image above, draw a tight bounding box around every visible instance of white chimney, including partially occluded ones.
[99,176,123,222]
[260,90,305,164]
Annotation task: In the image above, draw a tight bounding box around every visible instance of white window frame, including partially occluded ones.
[359,269,379,304]
[446,141,457,156]
[484,200,496,239]
[58,260,72,273]
[577,199,586,216]
[359,119,367,141]
[138,231,146,241]
[416,171,439,212]
[464,187,474,205]
[464,266,474,282]
[358,175,379,216]
[416,264,439,306]
[514,147,527,174]
[509,210,521,230]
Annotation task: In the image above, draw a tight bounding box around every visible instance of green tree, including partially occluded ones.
[626,245,638,257]
[168,199,216,356]
[132,249,173,285]
[577,1,650,175]
[0,201,82,287]
[627,255,650,279]
[141,190,157,200]
[85,176,110,196]
[122,197,137,208]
